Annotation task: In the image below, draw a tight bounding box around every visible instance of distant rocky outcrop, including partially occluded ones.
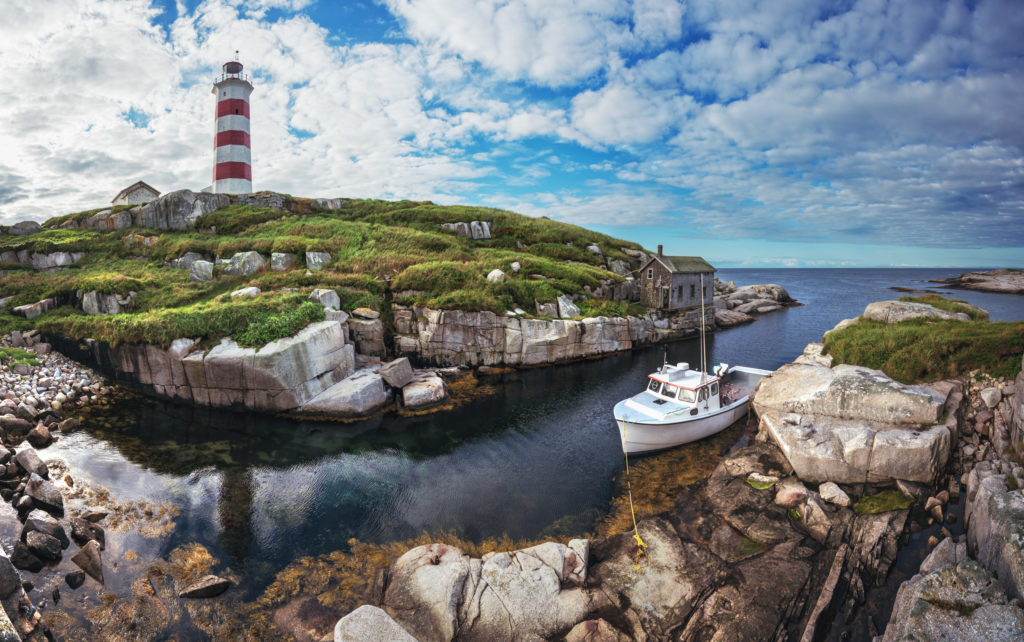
[440,221,491,240]
[713,280,797,327]
[0,250,85,271]
[931,269,1024,295]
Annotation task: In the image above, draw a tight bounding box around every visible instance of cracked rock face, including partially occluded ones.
[753,359,957,484]
[383,539,592,642]
[882,560,1024,641]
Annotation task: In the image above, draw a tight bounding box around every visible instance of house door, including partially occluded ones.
[661,287,669,308]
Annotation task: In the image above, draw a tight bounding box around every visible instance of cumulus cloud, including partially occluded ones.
[0,0,1021,261]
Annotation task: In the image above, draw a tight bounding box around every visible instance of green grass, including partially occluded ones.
[898,294,989,321]
[0,346,40,367]
[824,319,1024,383]
[36,292,323,349]
[853,489,913,515]
[194,204,284,235]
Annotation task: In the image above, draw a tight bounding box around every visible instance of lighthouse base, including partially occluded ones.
[212,178,253,194]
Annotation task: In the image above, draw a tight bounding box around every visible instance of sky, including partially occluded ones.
[0,0,1022,268]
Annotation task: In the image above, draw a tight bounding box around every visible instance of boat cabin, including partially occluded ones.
[646,362,722,414]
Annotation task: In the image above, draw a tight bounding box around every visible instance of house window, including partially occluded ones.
[677,286,683,300]
[647,268,653,280]
[690,284,695,298]
[703,286,708,297]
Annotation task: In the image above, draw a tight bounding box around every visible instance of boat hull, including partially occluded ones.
[615,398,751,454]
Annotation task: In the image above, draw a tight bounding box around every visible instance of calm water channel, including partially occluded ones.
[13,269,1024,603]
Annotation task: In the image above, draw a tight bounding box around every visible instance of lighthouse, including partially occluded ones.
[211,55,253,194]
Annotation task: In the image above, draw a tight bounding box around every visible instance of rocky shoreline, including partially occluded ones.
[0,333,115,639]
[931,268,1024,295]
[325,297,1024,642]
[33,278,795,423]
[0,295,1018,639]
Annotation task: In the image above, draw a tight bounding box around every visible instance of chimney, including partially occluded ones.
[657,245,663,256]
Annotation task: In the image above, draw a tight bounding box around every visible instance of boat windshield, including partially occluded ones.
[661,385,677,400]
[677,388,696,403]
[647,379,661,393]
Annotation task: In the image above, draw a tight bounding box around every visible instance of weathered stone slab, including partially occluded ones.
[299,370,388,417]
[753,362,943,425]
[863,300,971,323]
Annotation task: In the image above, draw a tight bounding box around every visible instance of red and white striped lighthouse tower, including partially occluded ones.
[211,54,253,194]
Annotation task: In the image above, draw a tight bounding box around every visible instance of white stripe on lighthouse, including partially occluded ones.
[215,115,251,133]
[215,145,252,164]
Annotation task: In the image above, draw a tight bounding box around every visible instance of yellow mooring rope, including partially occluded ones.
[621,431,647,554]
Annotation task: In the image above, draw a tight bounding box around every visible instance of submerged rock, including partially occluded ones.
[71,540,103,584]
[65,570,85,589]
[179,574,231,598]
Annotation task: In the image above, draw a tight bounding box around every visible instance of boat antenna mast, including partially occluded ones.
[699,272,707,384]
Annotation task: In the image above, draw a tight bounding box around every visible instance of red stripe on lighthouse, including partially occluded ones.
[214,162,252,180]
[214,130,251,148]
[216,99,250,118]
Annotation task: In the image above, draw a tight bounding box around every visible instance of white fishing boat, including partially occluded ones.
[612,360,770,454]
[613,271,770,454]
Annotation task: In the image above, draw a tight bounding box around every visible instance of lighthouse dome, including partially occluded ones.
[223,61,243,74]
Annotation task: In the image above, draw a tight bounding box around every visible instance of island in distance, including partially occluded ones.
[931,269,1024,295]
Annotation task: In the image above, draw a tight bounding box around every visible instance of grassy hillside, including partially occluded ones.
[0,197,645,347]
[823,295,1024,382]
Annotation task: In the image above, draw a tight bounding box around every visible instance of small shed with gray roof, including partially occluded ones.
[112,181,160,206]
[639,245,716,311]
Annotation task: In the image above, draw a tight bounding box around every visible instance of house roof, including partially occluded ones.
[112,181,160,203]
[646,255,716,273]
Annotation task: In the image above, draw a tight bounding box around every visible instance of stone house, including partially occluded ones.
[639,246,715,311]
[112,181,160,206]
